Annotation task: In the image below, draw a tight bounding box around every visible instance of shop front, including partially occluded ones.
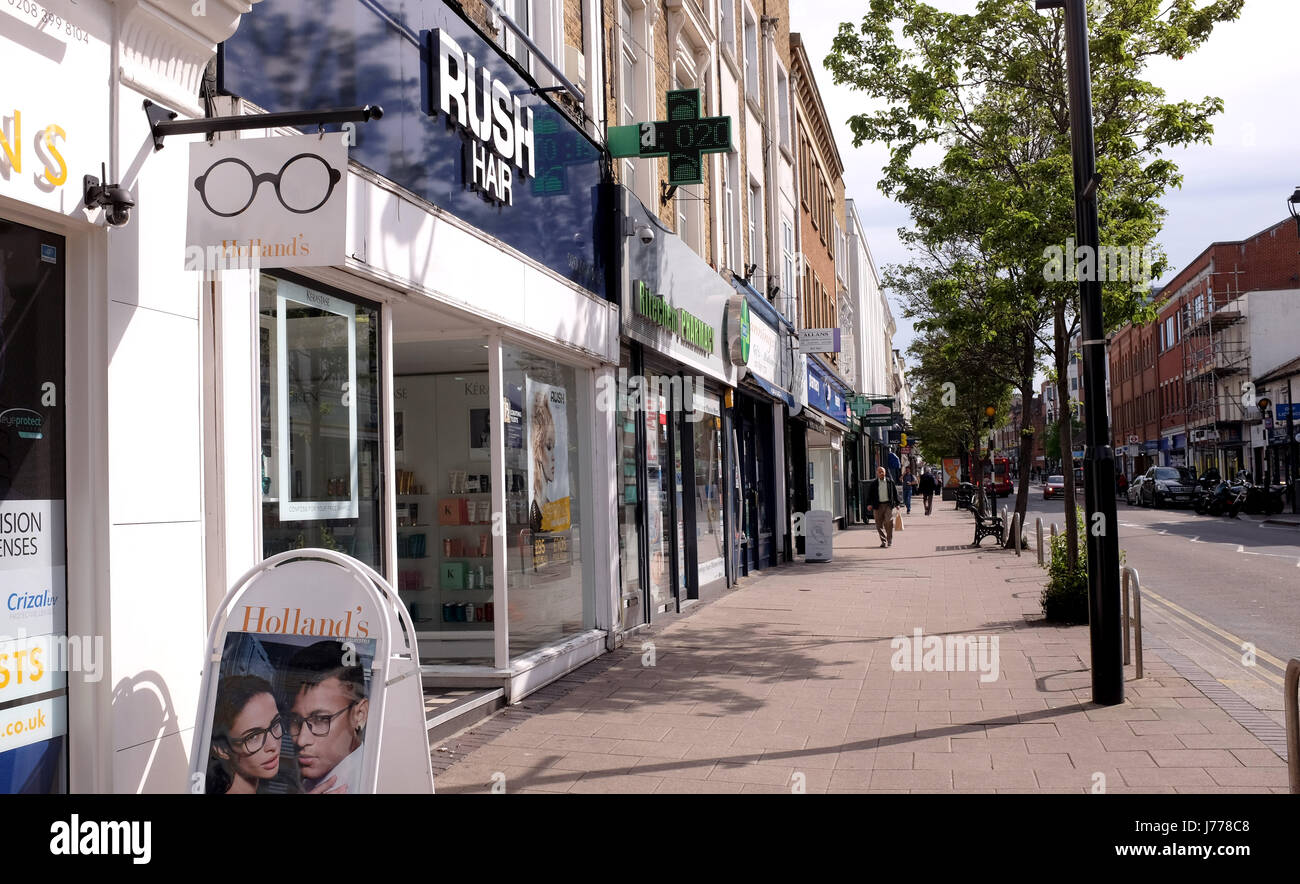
[216,0,619,703]
[1,0,296,793]
[618,190,740,626]
[728,280,795,574]
[804,356,853,529]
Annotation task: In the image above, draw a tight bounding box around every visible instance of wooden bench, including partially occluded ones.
[971,508,1005,547]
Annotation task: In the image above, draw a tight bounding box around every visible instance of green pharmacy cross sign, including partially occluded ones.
[607,89,732,186]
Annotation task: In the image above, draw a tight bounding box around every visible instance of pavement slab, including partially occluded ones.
[431,507,1289,794]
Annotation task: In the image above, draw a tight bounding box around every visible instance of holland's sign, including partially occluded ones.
[800,328,841,353]
[191,550,434,795]
[185,134,347,270]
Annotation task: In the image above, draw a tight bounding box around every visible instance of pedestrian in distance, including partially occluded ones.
[864,465,902,548]
[887,448,902,482]
[902,466,916,514]
[917,468,937,515]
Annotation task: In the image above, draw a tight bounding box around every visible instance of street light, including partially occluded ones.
[1289,186,1300,236]
[1036,0,1123,706]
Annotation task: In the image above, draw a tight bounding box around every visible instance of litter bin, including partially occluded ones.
[805,510,833,563]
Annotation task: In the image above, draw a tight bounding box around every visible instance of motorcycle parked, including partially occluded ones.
[1204,480,1234,517]
[1243,482,1288,515]
[1224,480,1249,519]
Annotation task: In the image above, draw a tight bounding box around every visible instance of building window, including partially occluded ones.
[259,274,385,570]
[725,152,741,273]
[619,2,639,198]
[776,65,791,150]
[743,8,759,95]
[720,0,735,56]
[748,180,764,276]
[502,342,594,654]
[781,218,795,311]
[502,0,533,74]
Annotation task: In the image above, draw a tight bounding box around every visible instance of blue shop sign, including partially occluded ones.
[220,0,609,297]
[806,358,850,424]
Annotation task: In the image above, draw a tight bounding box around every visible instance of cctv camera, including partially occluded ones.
[635,223,655,245]
[84,169,135,228]
[102,190,134,228]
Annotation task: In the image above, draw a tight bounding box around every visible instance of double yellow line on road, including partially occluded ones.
[1139,585,1288,688]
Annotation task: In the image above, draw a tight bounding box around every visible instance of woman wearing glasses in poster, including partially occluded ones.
[206,674,288,794]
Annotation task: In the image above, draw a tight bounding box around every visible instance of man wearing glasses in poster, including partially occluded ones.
[282,640,370,795]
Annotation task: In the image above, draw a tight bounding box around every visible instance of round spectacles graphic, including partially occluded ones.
[193,153,342,218]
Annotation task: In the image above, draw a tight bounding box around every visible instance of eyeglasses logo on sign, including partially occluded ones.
[427,28,535,207]
[193,154,341,217]
[185,134,347,271]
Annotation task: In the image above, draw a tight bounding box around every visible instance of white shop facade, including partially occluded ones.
[0,0,620,794]
[212,0,621,706]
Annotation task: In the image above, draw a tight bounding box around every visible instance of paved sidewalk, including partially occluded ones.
[432,504,1291,793]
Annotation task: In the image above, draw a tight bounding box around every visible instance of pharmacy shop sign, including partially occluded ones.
[634,281,716,354]
[191,550,434,795]
[185,134,347,270]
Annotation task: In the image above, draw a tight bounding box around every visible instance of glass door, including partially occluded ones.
[645,390,673,613]
[0,219,67,793]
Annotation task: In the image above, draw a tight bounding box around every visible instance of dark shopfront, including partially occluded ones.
[728,279,796,574]
[618,189,741,630]
[617,343,730,630]
[732,387,780,575]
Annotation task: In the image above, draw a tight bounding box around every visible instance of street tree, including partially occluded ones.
[826,0,1243,568]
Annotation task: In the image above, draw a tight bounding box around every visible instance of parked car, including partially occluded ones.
[1043,474,1065,499]
[1139,466,1198,507]
[1126,475,1146,506]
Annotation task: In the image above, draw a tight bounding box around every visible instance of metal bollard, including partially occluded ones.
[1122,566,1143,679]
[1036,517,1044,566]
[1013,513,1021,556]
[1286,659,1299,794]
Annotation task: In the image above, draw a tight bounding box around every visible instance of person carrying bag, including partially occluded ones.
[863,465,903,548]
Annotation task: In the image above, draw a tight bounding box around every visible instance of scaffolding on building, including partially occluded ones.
[1178,265,1253,474]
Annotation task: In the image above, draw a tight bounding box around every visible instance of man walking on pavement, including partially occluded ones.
[864,465,902,548]
[918,468,937,515]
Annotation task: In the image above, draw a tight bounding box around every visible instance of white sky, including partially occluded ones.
[792,0,1300,359]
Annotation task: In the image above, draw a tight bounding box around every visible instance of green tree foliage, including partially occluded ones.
[826,0,1242,567]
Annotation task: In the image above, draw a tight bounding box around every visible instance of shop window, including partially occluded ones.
[0,219,67,794]
[616,354,643,630]
[692,394,725,590]
[502,344,594,655]
[258,274,384,570]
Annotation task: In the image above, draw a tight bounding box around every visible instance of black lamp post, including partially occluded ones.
[1291,189,1300,510]
[1036,0,1124,706]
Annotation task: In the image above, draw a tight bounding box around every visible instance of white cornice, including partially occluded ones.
[114,0,261,116]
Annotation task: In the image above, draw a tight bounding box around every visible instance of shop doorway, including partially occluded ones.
[0,218,67,794]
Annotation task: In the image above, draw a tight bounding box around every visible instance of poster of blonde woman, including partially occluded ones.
[526,378,571,532]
